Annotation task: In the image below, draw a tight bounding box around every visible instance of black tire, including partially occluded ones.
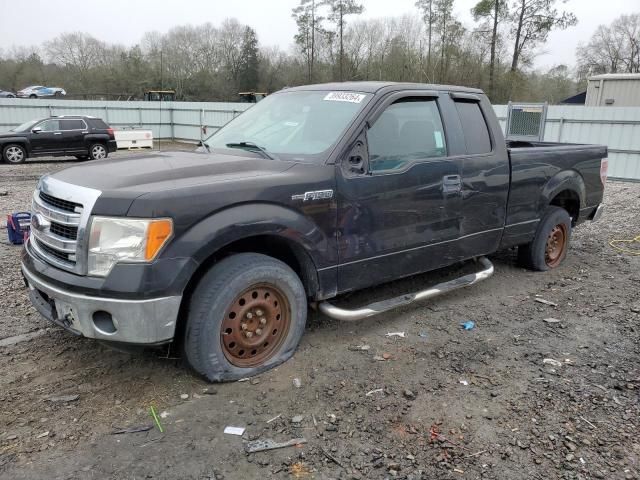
[29,94,37,99]
[88,143,108,160]
[183,253,307,382]
[518,206,572,271]
[3,144,27,164]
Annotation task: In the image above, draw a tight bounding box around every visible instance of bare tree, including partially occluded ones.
[472,0,508,97]
[324,0,364,81]
[45,32,106,88]
[508,0,577,74]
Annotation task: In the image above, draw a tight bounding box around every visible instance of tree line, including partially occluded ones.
[0,1,637,104]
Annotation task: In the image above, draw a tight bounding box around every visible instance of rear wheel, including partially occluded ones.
[183,253,307,382]
[518,206,572,271]
[89,143,107,160]
[29,94,37,99]
[3,144,26,164]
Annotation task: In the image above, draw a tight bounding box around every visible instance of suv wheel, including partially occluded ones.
[89,143,107,160]
[518,206,572,271]
[29,94,37,99]
[3,144,26,164]
[183,253,307,382]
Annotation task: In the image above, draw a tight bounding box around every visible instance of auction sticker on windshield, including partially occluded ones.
[324,92,366,103]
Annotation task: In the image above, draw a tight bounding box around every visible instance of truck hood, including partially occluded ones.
[50,150,297,194]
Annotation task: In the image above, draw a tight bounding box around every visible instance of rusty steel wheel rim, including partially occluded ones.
[545,224,567,268]
[221,284,291,367]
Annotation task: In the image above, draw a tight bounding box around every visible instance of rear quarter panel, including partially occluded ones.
[501,143,606,248]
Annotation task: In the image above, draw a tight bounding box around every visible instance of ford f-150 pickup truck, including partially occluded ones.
[21,82,607,381]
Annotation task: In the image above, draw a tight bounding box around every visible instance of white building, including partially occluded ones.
[585,73,640,107]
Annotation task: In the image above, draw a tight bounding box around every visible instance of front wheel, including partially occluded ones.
[183,253,307,382]
[518,206,572,271]
[88,143,108,160]
[3,144,27,164]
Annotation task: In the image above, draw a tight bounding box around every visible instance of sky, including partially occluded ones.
[0,0,638,71]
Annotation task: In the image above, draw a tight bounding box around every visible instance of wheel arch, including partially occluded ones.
[169,203,334,347]
[540,170,586,225]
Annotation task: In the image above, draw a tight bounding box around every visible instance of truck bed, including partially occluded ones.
[501,140,607,248]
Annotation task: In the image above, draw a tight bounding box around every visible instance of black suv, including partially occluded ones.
[0,116,117,164]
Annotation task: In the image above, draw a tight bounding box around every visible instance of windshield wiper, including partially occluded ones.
[225,141,276,160]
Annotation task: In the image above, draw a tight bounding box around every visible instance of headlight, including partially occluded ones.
[87,217,173,277]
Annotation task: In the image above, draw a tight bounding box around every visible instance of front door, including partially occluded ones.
[31,119,63,154]
[336,93,464,293]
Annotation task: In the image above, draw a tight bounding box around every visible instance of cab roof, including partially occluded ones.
[282,81,484,95]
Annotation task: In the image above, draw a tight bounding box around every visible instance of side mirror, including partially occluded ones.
[344,131,369,176]
[31,127,42,134]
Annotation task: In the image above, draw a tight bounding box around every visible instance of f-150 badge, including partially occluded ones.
[291,190,334,202]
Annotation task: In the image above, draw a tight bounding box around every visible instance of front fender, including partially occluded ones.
[163,202,335,270]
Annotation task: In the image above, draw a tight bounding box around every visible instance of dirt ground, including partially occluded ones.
[0,152,639,480]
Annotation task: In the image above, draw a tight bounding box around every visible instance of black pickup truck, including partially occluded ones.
[21,82,607,381]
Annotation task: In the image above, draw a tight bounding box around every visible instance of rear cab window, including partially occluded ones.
[453,100,492,155]
[87,118,110,130]
[368,97,447,173]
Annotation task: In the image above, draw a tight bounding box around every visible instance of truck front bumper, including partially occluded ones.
[22,263,181,345]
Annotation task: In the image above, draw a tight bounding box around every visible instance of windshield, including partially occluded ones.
[205,90,371,161]
[11,119,40,132]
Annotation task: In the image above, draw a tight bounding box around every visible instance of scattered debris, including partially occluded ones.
[321,447,345,469]
[223,426,245,436]
[291,415,304,424]
[244,437,307,454]
[293,378,302,388]
[459,379,469,386]
[386,332,406,338]
[403,389,416,400]
[348,344,371,351]
[179,394,189,400]
[36,431,50,439]
[159,411,170,419]
[46,394,79,403]
[266,414,281,424]
[534,298,558,307]
[237,378,250,383]
[0,189,7,196]
[453,468,465,474]
[149,406,164,433]
[111,425,153,435]
[418,331,428,338]
[460,321,475,330]
[543,317,562,324]
[543,358,563,368]
[382,352,392,360]
[202,388,217,395]
[366,388,384,396]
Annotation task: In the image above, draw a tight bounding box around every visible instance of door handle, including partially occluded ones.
[442,175,462,194]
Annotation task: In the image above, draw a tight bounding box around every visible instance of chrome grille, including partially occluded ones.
[28,176,102,274]
[39,191,82,213]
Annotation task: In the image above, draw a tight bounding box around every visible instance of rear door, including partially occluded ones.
[30,119,62,154]
[336,91,465,292]
[447,93,510,257]
[59,119,88,153]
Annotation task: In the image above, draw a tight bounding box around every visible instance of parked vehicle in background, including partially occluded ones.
[143,90,176,101]
[0,89,16,98]
[20,82,607,382]
[0,115,116,163]
[17,86,67,99]
[238,92,268,103]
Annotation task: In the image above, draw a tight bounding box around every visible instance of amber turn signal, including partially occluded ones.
[145,219,173,261]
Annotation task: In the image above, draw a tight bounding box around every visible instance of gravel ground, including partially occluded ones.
[0,154,638,480]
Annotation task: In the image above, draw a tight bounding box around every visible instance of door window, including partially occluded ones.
[368,98,446,172]
[454,100,492,154]
[60,119,85,130]
[39,120,60,132]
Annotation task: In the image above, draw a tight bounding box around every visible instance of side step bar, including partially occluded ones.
[318,256,494,322]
